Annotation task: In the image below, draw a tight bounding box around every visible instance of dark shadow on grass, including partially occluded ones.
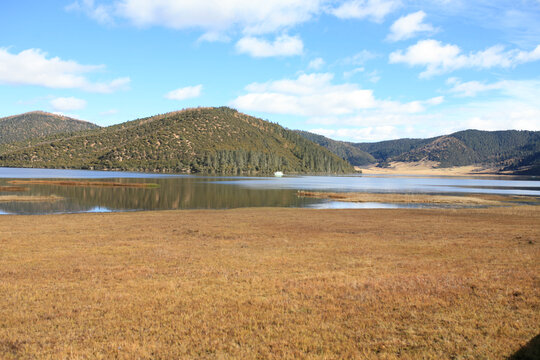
[509,334,540,360]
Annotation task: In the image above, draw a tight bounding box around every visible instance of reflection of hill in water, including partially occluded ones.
[0,177,320,214]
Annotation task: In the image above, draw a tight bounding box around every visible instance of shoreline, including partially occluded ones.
[355,161,513,177]
[0,164,526,178]
[1,207,538,358]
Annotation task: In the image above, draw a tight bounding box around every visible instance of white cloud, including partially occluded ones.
[387,11,435,41]
[231,72,442,121]
[236,34,303,57]
[308,57,325,70]
[447,78,540,104]
[112,0,323,35]
[390,40,540,77]
[310,126,399,142]
[232,73,377,117]
[443,99,540,133]
[446,78,504,97]
[316,80,540,141]
[0,48,130,93]
[50,97,87,111]
[232,73,540,142]
[66,0,114,24]
[331,0,402,22]
[72,1,404,36]
[165,85,203,100]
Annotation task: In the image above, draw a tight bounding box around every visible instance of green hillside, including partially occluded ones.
[0,111,100,146]
[295,130,375,166]
[0,107,354,175]
[353,138,434,163]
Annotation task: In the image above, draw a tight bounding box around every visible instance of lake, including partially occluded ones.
[0,167,538,215]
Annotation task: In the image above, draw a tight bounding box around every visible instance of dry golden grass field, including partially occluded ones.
[0,207,539,359]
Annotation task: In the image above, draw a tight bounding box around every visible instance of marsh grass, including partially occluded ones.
[0,195,63,202]
[297,191,540,206]
[0,186,28,192]
[0,207,538,358]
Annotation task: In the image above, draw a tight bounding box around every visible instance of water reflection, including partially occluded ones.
[0,177,322,214]
[0,168,538,215]
[217,175,540,195]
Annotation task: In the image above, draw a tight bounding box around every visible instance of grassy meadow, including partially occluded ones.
[0,207,539,359]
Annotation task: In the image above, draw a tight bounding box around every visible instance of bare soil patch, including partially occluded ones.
[357,161,500,176]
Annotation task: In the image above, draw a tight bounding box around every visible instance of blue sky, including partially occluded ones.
[1,0,539,142]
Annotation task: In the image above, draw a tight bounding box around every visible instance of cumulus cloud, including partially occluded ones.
[231,72,442,121]
[231,72,539,142]
[231,73,377,117]
[0,48,130,93]
[331,0,402,22]
[69,0,403,36]
[164,85,203,100]
[103,0,323,35]
[320,80,540,141]
[389,40,540,77]
[66,0,405,60]
[50,97,87,111]
[328,79,540,141]
[236,35,303,57]
[387,11,435,41]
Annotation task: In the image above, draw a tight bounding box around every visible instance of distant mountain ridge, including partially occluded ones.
[0,107,353,174]
[298,129,540,175]
[0,111,100,146]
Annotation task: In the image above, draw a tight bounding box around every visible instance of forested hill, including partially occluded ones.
[388,130,540,172]
[294,130,375,166]
[298,129,540,174]
[0,111,100,145]
[353,138,434,163]
[0,107,354,174]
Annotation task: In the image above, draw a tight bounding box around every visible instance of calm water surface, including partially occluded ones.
[0,167,538,215]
